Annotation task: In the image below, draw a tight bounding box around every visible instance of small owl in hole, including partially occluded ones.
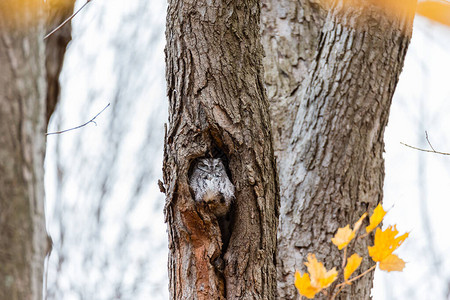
[189,158,235,217]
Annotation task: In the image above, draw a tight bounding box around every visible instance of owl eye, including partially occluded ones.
[196,161,207,171]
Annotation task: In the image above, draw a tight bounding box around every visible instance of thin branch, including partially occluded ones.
[337,264,377,287]
[330,265,377,300]
[46,103,110,136]
[44,0,93,40]
[330,285,345,300]
[400,131,450,155]
[358,231,370,239]
[425,131,436,152]
[400,142,450,156]
[341,247,347,269]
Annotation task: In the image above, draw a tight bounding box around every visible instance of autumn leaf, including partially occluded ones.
[366,203,386,233]
[295,271,320,299]
[332,212,368,249]
[378,254,406,272]
[416,0,450,27]
[368,226,408,261]
[319,0,417,21]
[332,225,355,250]
[344,254,363,280]
[305,254,338,288]
[368,225,408,272]
[294,254,338,299]
[0,0,45,28]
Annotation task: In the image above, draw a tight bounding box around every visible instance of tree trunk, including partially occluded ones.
[0,1,47,299]
[262,0,416,299]
[164,0,279,299]
[0,1,73,299]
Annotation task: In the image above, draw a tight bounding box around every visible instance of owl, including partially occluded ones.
[189,158,235,217]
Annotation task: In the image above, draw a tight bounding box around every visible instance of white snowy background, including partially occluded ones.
[44,0,450,299]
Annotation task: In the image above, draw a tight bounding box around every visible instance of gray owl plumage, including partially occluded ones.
[189,158,235,216]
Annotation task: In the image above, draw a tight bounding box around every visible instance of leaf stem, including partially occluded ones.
[330,264,377,300]
[337,264,377,287]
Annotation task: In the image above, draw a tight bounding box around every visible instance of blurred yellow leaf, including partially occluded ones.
[305,254,338,288]
[332,212,368,250]
[295,254,338,298]
[416,1,450,27]
[368,226,408,271]
[344,253,363,280]
[295,271,320,299]
[366,203,386,233]
[332,225,355,250]
[319,0,417,21]
[379,254,406,271]
[0,0,44,29]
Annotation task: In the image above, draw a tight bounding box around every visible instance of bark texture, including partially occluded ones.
[0,1,47,299]
[261,0,326,153]
[262,0,416,298]
[45,0,75,125]
[164,0,279,299]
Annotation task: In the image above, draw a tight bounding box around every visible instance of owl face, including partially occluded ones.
[196,158,224,175]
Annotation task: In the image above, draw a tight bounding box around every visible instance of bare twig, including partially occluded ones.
[400,131,450,155]
[44,0,93,40]
[425,131,437,152]
[46,103,110,136]
[400,142,450,156]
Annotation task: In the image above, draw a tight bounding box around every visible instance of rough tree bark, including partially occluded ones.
[163,0,279,299]
[0,1,73,299]
[262,0,416,298]
[0,1,47,299]
[261,0,326,152]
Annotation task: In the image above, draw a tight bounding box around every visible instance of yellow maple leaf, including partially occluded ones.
[416,1,450,27]
[295,254,338,298]
[366,203,386,233]
[295,271,320,299]
[305,254,338,289]
[344,253,362,280]
[378,254,406,272]
[368,225,408,271]
[332,225,355,250]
